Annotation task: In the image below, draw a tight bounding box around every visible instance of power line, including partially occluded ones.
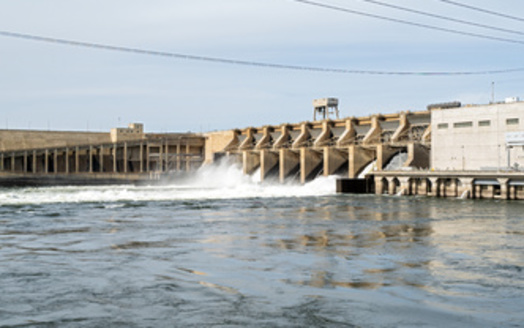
[1,30,523,76]
[435,0,524,23]
[290,0,524,45]
[358,0,524,36]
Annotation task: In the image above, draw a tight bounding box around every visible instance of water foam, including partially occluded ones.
[0,160,338,205]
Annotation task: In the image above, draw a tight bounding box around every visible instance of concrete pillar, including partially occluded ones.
[391,112,410,143]
[418,178,428,195]
[412,179,420,195]
[11,152,15,172]
[124,142,128,173]
[139,143,144,173]
[446,179,456,197]
[99,145,104,173]
[475,185,482,199]
[176,143,181,172]
[239,128,256,150]
[498,178,509,200]
[450,179,458,197]
[112,144,117,173]
[159,142,164,172]
[375,177,384,195]
[279,149,300,183]
[410,179,417,195]
[429,178,439,197]
[509,186,516,200]
[255,126,273,150]
[75,147,80,173]
[440,179,446,197]
[44,149,49,174]
[323,147,348,176]
[336,118,357,147]
[292,123,312,149]
[65,148,69,174]
[300,148,323,184]
[421,125,431,144]
[487,186,495,199]
[186,144,190,172]
[146,144,150,172]
[260,150,279,182]
[23,151,28,173]
[459,178,474,199]
[54,149,58,174]
[313,121,333,147]
[387,177,397,195]
[398,177,410,196]
[89,146,93,173]
[243,151,260,175]
[362,115,382,145]
[222,129,241,152]
[348,145,375,178]
[272,125,291,150]
[32,150,37,173]
[0,153,3,171]
[164,141,169,171]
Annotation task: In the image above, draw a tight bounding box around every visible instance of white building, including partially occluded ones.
[431,101,524,171]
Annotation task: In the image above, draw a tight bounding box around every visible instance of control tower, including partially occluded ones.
[313,98,339,121]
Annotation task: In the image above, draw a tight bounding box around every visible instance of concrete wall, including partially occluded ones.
[0,130,111,151]
[204,130,238,164]
[431,102,524,170]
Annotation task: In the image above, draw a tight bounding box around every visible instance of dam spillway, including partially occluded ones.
[206,111,431,184]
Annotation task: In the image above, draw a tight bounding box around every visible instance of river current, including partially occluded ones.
[0,162,523,327]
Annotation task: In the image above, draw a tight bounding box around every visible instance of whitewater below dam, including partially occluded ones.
[0,162,523,327]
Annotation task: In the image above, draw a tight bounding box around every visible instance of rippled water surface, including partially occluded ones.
[1,168,523,327]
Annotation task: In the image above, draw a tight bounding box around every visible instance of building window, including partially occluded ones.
[506,118,519,125]
[437,123,448,129]
[454,121,473,128]
[478,120,491,127]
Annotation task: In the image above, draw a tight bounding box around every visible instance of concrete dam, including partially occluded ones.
[206,111,430,184]
[0,108,430,186]
[4,98,524,200]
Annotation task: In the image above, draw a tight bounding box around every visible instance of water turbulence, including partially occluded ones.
[0,158,523,327]
[358,160,376,179]
[384,152,408,171]
[0,159,336,205]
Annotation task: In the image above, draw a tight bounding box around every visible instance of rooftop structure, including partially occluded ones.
[110,123,145,142]
[313,98,339,121]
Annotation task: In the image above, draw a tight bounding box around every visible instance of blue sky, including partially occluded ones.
[1,0,523,132]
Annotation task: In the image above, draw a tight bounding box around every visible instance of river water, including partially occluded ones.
[0,162,523,327]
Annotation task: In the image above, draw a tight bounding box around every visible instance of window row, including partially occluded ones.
[437,118,520,129]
